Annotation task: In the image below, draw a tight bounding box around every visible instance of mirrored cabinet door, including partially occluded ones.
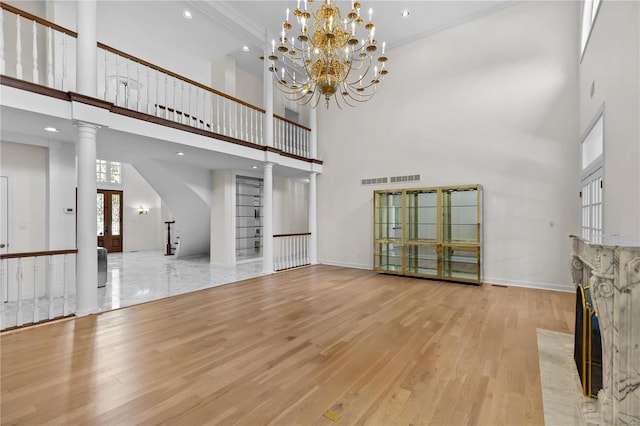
[373,184,482,284]
[373,191,403,273]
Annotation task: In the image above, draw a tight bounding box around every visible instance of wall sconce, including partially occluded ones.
[138,206,150,215]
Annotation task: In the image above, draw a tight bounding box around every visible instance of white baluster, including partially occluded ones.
[0,259,5,327]
[16,259,23,326]
[103,49,108,100]
[32,257,39,323]
[234,103,239,138]
[194,87,198,127]
[47,256,54,319]
[189,85,193,125]
[125,60,130,108]
[172,78,177,121]
[115,54,120,105]
[274,238,278,270]
[217,96,221,133]
[242,106,246,140]
[201,89,205,129]
[179,81,184,124]
[164,75,168,119]
[209,92,214,132]
[259,113,264,146]
[249,109,254,143]
[273,118,278,150]
[284,237,289,269]
[155,70,159,116]
[61,37,66,91]
[222,98,227,135]
[136,63,141,111]
[16,15,23,79]
[47,27,55,87]
[31,21,38,83]
[0,9,5,75]
[146,68,150,114]
[62,254,68,316]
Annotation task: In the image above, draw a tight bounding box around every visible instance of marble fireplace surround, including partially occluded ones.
[570,235,640,425]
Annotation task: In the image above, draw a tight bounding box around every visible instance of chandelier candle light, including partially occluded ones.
[269,0,389,108]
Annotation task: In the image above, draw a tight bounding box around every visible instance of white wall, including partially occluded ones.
[0,141,47,252]
[236,67,263,109]
[274,176,309,235]
[316,1,580,290]
[120,164,163,252]
[134,159,212,258]
[48,140,76,250]
[579,1,640,239]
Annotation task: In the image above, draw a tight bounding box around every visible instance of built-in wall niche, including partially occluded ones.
[236,176,263,261]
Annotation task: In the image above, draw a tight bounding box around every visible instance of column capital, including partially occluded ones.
[74,120,100,131]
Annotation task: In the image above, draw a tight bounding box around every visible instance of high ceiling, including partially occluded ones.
[186,0,512,77]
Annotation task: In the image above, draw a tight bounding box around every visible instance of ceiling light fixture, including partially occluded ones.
[182,10,192,19]
[242,45,250,52]
[252,165,259,169]
[175,152,185,156]
[269,0,389,109]
[44,126,60,133]
[402,10,410,18]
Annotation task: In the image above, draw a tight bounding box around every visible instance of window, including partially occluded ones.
[96,160,122,184]
[580,0,602,57]
[580,112,604,238]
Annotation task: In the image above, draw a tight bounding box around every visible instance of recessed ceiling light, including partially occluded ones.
[182,10,192,19]
[176,152,185,156]
[242,45,250,52]
[402,10,410,17]
[252,165,259,169]
[44,126,60,133]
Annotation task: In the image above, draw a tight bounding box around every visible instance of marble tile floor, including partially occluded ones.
[538,328,600,426]
[98,250,265,311]
[1,251,264,329]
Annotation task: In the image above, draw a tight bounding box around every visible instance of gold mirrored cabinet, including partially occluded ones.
[373,184,482,285]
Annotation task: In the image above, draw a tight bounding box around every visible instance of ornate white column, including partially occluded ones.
[76,122,98,315]
[75,0,99,316]
[262,163,274,274]
[77,0,97,97]
[309,172,317,264]
[263,45,274,148]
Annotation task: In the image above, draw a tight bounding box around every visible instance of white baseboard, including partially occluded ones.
[484,277,573,293]
[318,259,372,270]
[317,261,574,293]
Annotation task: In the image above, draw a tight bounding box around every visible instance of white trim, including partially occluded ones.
[319,261,573,293]
[387,2,518,51]
[319,259,372,270]
[483,277,573,293]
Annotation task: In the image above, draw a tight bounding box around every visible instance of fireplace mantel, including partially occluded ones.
[570,235,640,425]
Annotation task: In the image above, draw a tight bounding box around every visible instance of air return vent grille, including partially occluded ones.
[361,174,421,186]
[361,177,388,185]
[390,174,421,183]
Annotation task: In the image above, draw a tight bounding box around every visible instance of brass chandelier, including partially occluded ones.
[268,0,389,108]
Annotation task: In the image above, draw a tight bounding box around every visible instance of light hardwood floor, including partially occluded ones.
[1,265,574,425]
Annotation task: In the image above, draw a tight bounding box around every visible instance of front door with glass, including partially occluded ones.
[97,190,123,253]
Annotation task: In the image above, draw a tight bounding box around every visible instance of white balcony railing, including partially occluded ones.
[274,115,311,158]
[1,250,77,331]
[274,233,311,271]
[1,3,315,160]
[0,3,77,92]
[98,44,264,146]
